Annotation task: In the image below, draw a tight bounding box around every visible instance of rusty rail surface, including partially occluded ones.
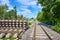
[32,22,36,40]
[40,25,52,40]
[32,22,52,40]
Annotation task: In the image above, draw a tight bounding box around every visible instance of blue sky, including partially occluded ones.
[0,0,42,18]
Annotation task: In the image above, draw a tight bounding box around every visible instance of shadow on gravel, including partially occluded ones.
[38,22,52,29]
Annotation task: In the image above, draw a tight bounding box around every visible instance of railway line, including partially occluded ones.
[40,25,53,40]
[21,21,60,40]
[32,23,52,40]
[0,20,59,40]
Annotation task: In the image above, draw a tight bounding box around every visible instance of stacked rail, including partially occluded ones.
[0,20,28,40]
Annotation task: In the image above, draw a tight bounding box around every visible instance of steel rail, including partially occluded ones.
[32,22,36,40]
[40,25,52,40]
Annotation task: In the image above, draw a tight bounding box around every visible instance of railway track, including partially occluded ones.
[32,22,36,40]
[31,22,60,40]
[21,22,60,40]
[40,25,52,40]
[32,22,52,40]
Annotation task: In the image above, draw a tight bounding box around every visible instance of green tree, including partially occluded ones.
[37,0,60,33]
[0,5,17,20]
[13,6,17,19]
[0,4,8,19]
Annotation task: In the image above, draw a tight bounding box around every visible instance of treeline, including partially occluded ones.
[37,0,60,33]
[0,4,17,20]
[0,4,27,20]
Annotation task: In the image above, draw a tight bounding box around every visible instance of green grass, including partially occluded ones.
[0,36,15,40]
[10,36,14,40]
[52,25,60,34]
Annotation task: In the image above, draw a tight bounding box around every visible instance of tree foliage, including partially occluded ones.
[37,0,60,33]
[0,4,8,19]
[0,5,17,20]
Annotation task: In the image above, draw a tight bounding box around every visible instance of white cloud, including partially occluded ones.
[16,0,37,6]
[28,1,37,6]
[0,0,13,10]
[0,0,8,5]
[31,4,42,11]
[16,0,42,18]
[21,8,32,13]
[0,0,10,6]
[16,0,41,10]
[17,8,32,15]
[17,8,33,18]
[0,0,42,18]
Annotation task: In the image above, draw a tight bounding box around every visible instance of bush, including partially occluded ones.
[52,25,60,34]
[27,22,31,29]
